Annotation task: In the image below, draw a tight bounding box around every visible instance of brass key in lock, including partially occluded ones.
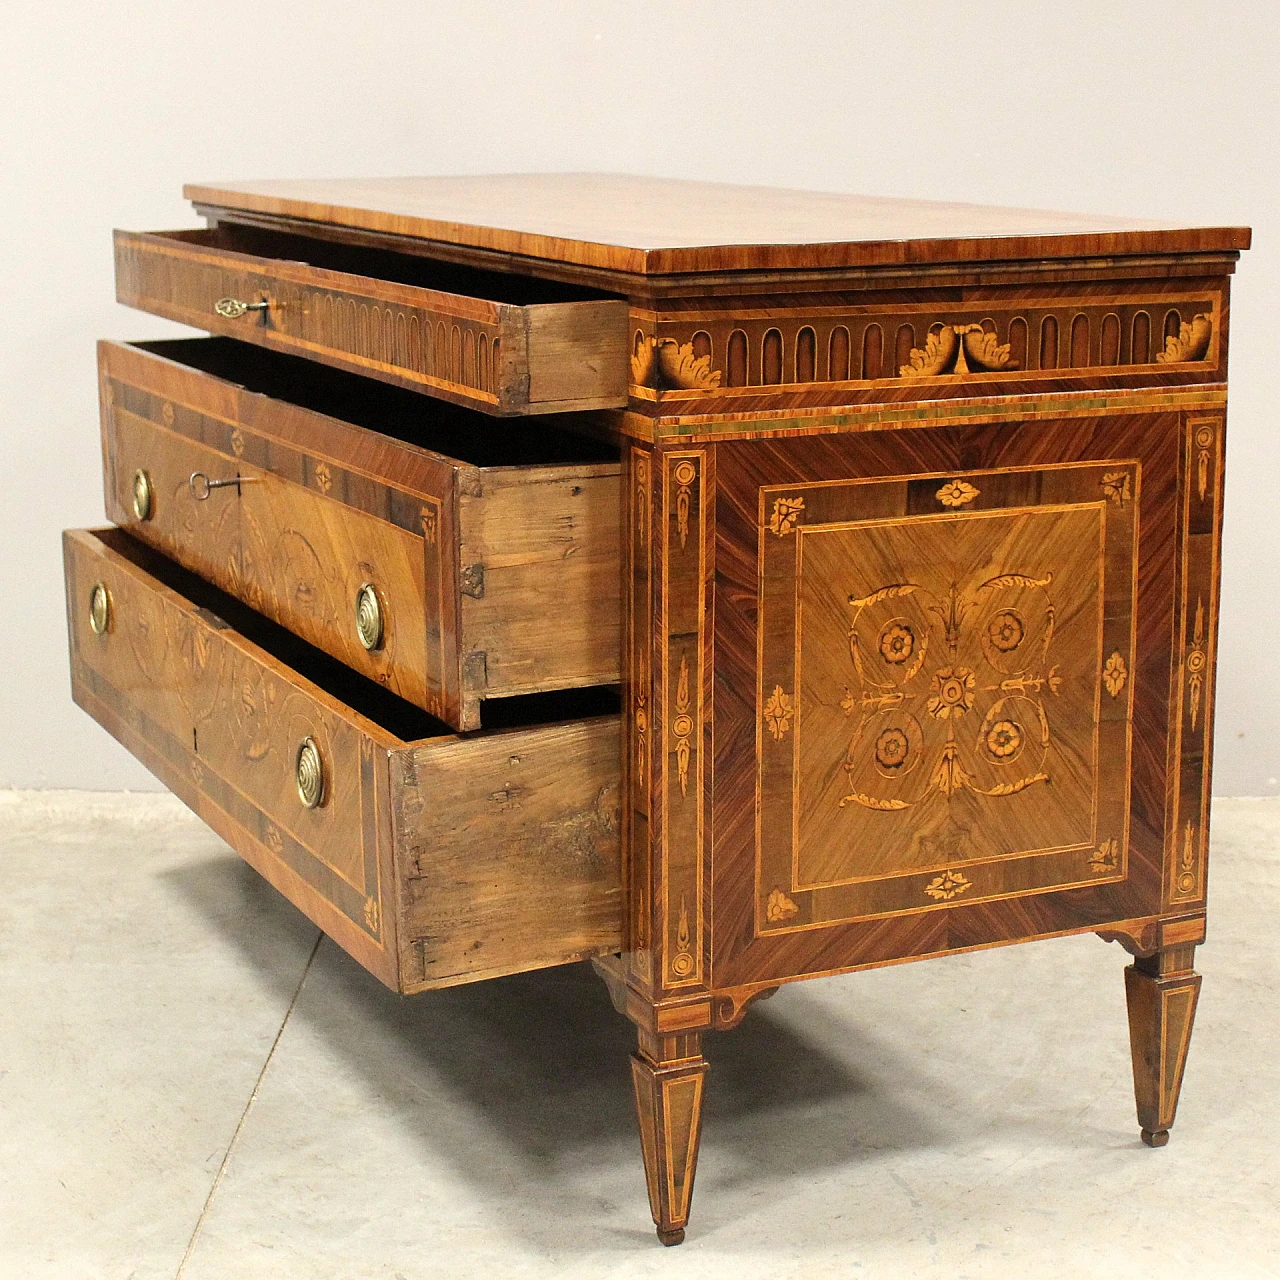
[214,297,270,319]
[189,471,259,500]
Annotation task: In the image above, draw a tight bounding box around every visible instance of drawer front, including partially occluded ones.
[64,526,399,985]
[64,528,624,992]
[101,358,448,718]
[100,340,621,730]
[114,230,629,416]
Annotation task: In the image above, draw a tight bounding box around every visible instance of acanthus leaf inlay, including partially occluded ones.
[924,870,972,901]
[768,496,806,536]
[765,888,800,922]
[763,685,795,740]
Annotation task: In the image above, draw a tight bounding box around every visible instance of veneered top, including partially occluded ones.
[184,173,1251,276]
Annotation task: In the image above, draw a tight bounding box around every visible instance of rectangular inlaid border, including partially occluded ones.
[754,461,1139,933]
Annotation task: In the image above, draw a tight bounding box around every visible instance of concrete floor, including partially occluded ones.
[1,793,1277,1279]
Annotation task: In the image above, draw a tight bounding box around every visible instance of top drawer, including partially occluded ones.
[114,224,629,416]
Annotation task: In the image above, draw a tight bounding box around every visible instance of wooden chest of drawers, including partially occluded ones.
[66,174,1250,1246]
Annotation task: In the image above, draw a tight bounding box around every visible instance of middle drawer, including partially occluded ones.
[99,337,621,731]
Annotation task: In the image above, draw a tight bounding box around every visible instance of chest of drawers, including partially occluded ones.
[65,174,1250,1245]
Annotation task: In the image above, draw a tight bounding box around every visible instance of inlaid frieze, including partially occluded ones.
[629,293,1222,401]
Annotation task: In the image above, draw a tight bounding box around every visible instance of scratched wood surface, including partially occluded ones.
[64,527,623,993]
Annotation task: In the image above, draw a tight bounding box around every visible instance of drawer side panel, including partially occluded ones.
[457,464,621,719]
[393,718,624,990]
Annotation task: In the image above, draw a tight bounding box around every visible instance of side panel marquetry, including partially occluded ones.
[625,447,655,981]
[660,449,712,989]
[756,462,1137,931]
[1165,413,1225,905]
[712,411,1180,988]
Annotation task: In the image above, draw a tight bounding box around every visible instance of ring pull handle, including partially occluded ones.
[189,471,259,500]
[214,297,270,319]
[296,737,325,810]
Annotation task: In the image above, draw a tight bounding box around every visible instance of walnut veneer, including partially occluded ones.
[65,174,1250,1247]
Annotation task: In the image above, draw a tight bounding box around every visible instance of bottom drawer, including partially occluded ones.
[63,527,622,992]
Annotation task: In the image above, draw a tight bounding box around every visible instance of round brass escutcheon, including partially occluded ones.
[354,582,384,651]
[132,468,153,521]
[88,582,111,636]
[295,737,325,810]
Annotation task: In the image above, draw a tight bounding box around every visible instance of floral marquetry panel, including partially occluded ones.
[753,460,1140,935]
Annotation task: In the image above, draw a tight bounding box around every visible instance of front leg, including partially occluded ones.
[630,1030,708,1246]
[1124,941,1202,1147]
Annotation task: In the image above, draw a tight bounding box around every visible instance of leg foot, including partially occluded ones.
[630,1031,707,1246]
[1124,942,1200,1146]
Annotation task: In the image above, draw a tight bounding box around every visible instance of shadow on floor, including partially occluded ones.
[162,855,942,1246]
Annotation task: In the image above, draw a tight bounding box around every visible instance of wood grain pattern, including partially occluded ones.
[394,718,622,991]
[64,527,622,994]
[100,339,622,730]
[114,227,629,415]
[65,525,399,983]
[84,175,1253,1245]
[456,462,621,704]
[181,174,1251,274]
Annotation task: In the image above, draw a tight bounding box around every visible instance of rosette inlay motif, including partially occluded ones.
[838,570,1060,812]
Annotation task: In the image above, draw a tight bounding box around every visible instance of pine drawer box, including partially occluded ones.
[66,174,1250,1246]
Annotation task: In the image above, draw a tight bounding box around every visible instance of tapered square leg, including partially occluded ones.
[1124,944,1201,1147]
[630,1032,708,1246]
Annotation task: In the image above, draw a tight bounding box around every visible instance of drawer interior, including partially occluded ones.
[134,337,620,466]
[158,225,614,306]
[98,527,621,740]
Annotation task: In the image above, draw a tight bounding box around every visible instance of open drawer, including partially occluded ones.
[99,337,621,731]
[113,223,629,415]
[64,527,623,993]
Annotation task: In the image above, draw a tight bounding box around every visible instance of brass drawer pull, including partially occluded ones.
[295,737,325,809]
[189,471,258,500]
[88,582,111,636]
[214,297,270,319]
[354,582,384,651]
[132,468,153,520]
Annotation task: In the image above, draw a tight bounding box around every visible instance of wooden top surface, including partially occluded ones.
[184,174,1250,276]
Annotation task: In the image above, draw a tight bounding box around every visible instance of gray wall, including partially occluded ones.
[2,1,1276,793]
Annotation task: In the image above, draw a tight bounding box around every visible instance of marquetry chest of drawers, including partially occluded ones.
[64,174,1250,1245]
